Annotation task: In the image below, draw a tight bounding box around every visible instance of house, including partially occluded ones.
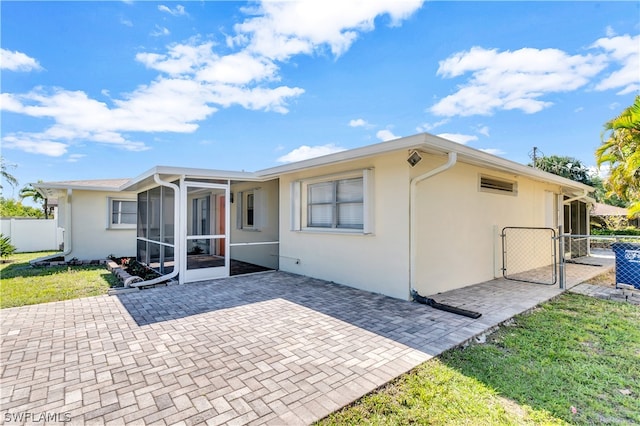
[34,179,137,261]
[34,133,593,300]
[591,202,639,229]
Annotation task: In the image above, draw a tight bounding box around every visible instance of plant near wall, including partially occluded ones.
[0,234,17,261]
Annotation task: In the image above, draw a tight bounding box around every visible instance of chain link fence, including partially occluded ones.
[501,227,640,291]
[559,233,640,290]
[501,227,557,285]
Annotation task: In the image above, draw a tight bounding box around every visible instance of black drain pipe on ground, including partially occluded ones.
[411,290,482,319]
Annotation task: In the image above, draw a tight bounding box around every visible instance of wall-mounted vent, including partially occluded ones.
[480,175,517,195]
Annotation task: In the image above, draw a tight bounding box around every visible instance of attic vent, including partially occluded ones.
[480,175,517,195]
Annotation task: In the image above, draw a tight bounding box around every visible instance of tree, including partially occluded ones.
[596,95,640,217]
[531,155,593,186]
[1,157,18,191]
[0,197,45,218]
[590,176,627,208]
[19,183,50,219]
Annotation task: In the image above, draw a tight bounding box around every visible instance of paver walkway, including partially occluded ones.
[1,260,612,425]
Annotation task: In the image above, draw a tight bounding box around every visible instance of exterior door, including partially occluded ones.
[183,182,229,282]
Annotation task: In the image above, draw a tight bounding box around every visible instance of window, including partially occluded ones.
[291,169,374,234]
[308,178,364,229]
[236,189,263,230]
[479,175,517,195]
[246,192,255,227]
[110,199,136,228]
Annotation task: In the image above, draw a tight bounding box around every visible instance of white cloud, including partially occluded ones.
[232,0,424,60]
[67,154,87,163]
[120,18,133,27]
[431,46,607,117]
[2,2,421,157]
[437,133,478,144]
[349,118,369,127]
[591,34,640,95]
[158,4,187,16]
[416,119,449,133]
[479,148,505,156]
[430,32,639,117]
[588,165,610,179]
[277,143,346,163]
[476,125,490,137]
[196,52,279,84]
[2,134,68,157]
[150,25,170,37]
[605,26,616,38]
[136,42,215,76]
[376,129,399,141]
[0,48,42,72]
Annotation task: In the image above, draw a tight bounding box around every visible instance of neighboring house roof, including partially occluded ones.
[35,133,594,197]
[592,202,630,217]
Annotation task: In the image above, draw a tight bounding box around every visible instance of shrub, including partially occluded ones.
[591,228,640,236]
[0,234,17,260]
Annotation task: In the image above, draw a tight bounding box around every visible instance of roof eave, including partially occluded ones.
[257,132,594,193]
[120,165,264,192]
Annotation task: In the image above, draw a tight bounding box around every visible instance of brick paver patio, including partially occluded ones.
[1,260,612,425]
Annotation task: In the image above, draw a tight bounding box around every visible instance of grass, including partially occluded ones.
[1,251,119,309]
[319,293,640,425]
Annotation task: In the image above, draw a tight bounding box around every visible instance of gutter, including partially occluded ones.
[563,189,590,205]
[129,174,181,288]
[409,152,457,297]
[30,188,73,265]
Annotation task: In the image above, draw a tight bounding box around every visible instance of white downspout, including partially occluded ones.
[562,189,589,205]
[30,188,73,265]
[130,174,180,288]
[409,152,457,298]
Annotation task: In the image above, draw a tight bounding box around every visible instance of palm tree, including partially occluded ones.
[1,157,18,191]
[19,183,49,219]
[596,95,640,217]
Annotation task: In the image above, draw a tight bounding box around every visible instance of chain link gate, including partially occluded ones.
[501,227,557,285]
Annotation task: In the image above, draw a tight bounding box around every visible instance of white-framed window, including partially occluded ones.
[479,174,517,196]
[236,189,264,230]
[308,178,363,229]
[291,169,374,234]
[245,192,255,228]
[109,198,137,229]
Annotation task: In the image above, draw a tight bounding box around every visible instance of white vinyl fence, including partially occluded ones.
[0,218,62,253]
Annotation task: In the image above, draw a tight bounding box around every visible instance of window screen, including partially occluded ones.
[308,178,363,229]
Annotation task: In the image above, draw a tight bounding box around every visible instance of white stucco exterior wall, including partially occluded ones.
[230,179,280,269]
[413,158,562,296]
[67,190,137,261]
[278,151,411,300]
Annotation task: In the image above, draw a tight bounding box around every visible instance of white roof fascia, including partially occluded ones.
[120,165,263,192]
[256,132,593,194]
[33,181,129,193]
[257,133,428,178]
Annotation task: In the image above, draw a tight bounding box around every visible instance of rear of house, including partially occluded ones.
[33,133,592,300]
[263,133,590,299]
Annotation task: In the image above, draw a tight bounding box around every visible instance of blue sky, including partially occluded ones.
[1,1,639,198]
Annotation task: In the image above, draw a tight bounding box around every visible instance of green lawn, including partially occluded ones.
[319,293,640,425]
[0,252,119,309]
